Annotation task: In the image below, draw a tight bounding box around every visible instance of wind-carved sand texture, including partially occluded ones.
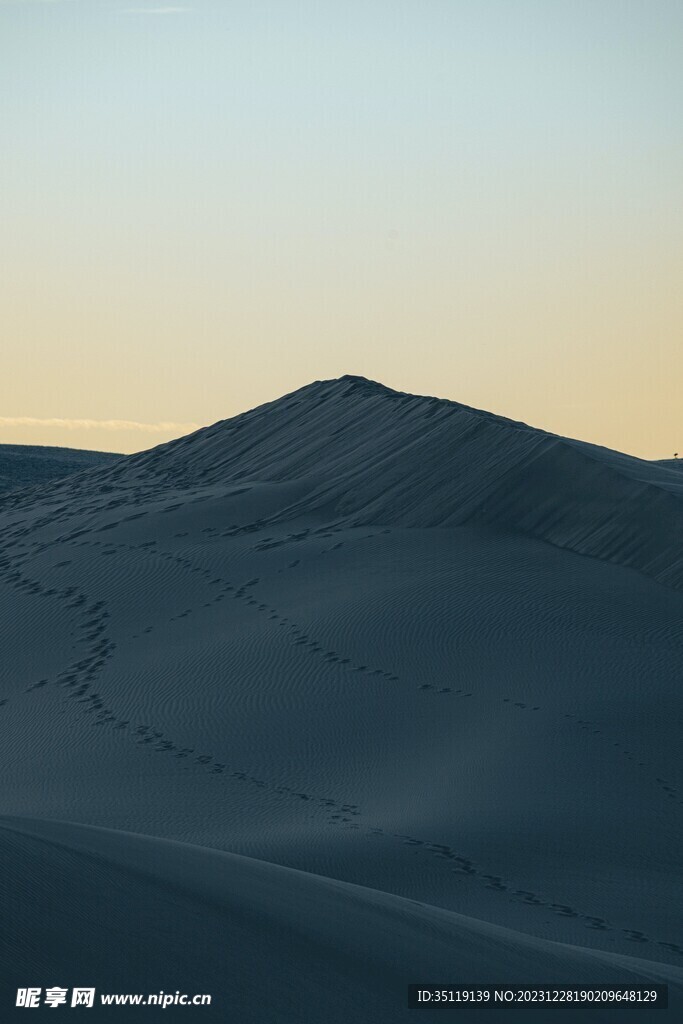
[0,377,681,1021]
[0,443,120,494]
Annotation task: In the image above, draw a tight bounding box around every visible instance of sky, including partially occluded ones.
[1,0,681,457]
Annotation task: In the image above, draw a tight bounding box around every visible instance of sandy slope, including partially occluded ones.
[0,377,681,1020]
[0,444,119,494]
[1,817,681,1022]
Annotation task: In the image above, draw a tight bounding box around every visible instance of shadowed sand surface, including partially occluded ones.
[0,444,120,494]
[0,377,681,1020]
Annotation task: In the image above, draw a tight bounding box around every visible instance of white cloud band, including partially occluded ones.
[0,417,199,433]
[121,6,190,13]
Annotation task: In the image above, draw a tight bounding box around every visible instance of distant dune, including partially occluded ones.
[0,443,121,495]
[0,377,681,1021]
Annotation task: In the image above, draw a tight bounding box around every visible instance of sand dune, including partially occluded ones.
[0,444,120,495]
[1,817,681,1022]
[0,377,681,1020]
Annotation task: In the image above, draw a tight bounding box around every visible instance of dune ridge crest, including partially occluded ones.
[33,376,682,590]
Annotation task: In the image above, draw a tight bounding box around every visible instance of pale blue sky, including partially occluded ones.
[1,0,681,455]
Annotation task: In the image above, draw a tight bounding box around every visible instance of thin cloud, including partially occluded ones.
[0,416,200,434]
[121,6,190,13]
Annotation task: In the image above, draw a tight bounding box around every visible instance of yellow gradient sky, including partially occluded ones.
[1,0,681,457]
